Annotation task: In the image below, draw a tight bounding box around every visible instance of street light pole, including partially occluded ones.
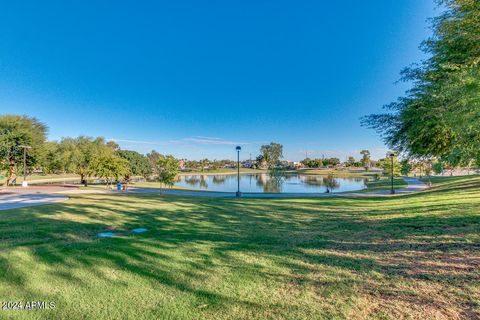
[389,153,395,195]
[236,146,241,197]
[18,145,32,187]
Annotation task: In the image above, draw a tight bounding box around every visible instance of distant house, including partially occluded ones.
[284,161,304,170]
[242,160,253,168]
[292,161,304,169]
[178,159,186,170]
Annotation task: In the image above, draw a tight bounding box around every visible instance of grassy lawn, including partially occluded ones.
[79,182,192,191]
[0,176,479,319]
[359,177,407,193]
[293,169,379,178]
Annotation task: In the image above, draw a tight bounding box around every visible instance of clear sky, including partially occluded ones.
[0,1,439,161]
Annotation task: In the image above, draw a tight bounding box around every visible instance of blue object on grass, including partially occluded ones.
[97,232,116,237]
[132,228,147,233]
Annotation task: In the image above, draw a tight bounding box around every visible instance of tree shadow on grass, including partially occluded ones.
[0,191,479,318]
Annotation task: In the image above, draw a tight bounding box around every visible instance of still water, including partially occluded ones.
[175,174,367,193]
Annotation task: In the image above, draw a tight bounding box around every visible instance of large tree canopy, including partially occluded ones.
[156,155,180,188]
[56,136,114,185]
[0,115,47,185]
[88,154,129,187]
[260,142,284,169]
[117,150,151,179]
[360,150,371,171]
[363,0,480,165]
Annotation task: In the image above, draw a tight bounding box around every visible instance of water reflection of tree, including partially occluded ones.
[303,176,324,186]
[323,174,340,193]
[254,172,284,193]
[199,175,208,188]
[183,176,208,189]
[212,175,226,184]
[184,176,200,186]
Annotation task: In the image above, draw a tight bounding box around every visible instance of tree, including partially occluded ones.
[156,155,179,189]
[323,158,340,167]
[199,159,209,172]
[210,159,220,170]
[117,150,151,180]
[347,156,356,167]
[378,153,401,177]
[260,142,283,169]
[106,140,120,152]
[432,161,445,175]
[88,154,129,188]
[363,1,480,164]
[301,157,311,167]
[301,158,324,168]
[400,159,412,176]
[0,115,47,186]
[253,155,266,169]
[147,150,162,175]
[38,141,63,174]
[57,136,111,186]
[323,174,339,193]
[413,160,425,178]
[360,150,371,171]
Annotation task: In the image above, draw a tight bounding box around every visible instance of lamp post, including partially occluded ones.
[389,153,395,194]
[18,145,32,187]
[236,146,241,197]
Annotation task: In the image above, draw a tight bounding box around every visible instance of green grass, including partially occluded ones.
[79,182,192,191]
[0,176,479,319]
[422,174,480,189]
[293,168,379,178]
[359,177,407,193]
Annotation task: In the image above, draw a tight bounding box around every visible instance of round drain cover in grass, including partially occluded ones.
[132,228,147,233]
[97,232,116,237]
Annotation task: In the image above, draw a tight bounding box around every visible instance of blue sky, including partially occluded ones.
[0,1,439,160]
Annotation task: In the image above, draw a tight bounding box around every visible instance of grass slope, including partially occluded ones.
[359,177,407,192]
[0,176,479,319]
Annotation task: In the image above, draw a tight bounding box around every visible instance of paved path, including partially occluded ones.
[0,177,428,211]
[387,177,428,194]
[0,193,69,211]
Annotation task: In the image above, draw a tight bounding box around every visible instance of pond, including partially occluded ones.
[176,174,368,193]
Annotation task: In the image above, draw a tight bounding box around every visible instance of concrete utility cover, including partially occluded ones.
[132,228,147,233]
[97,232,116,237]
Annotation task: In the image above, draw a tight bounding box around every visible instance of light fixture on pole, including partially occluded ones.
[236,146,241,197]
[389,153,395,194]
[18,145,32,187]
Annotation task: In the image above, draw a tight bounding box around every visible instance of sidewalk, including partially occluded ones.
[0,193,68,211]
